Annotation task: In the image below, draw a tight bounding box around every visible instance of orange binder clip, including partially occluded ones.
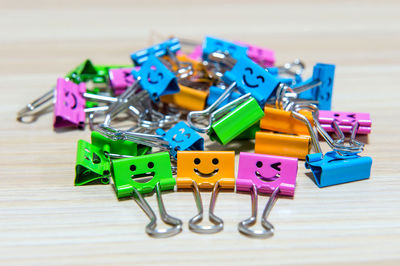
[177,151,235,234]
[260,106,313,135]
[161,84,208,111]
[255,131,311,159]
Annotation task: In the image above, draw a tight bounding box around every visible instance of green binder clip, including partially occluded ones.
[75,140,111,186]
[235,122,260,140]
[91,131,151,158]
[207,94,264,145]
[111,152,182,238]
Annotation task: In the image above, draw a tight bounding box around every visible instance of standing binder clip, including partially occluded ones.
[291,104,372,187]
[293,63,335,110]
[235,41,275,67]
[177,151,235,233]
[130,38,181,66]
[108,67,140,96]
[111,152,182,237]
[131,55,180,102]
[202,36,248,61]
[237,152,298,238]
[318,110,372,135]
[75,140,111,186]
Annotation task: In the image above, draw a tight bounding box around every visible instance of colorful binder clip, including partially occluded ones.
[111,152,182,237]
[206,85,241,109]
[75,140,111,186]
[235,41,275,67]
[266,59,305,86]
[202,36,248,61]
[293,63,335,110]
[156,121,204,159]
[255,131,311,159]
[161,84,208,111]
[131,55,180,102]
[237,152,298,238]
[291,104,372,187]
[319,110,371,135]
[222,56,280,107]
[177,151,235,233]
[130,38,181,66]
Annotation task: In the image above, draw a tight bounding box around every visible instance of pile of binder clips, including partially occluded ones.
[17,36,373,238]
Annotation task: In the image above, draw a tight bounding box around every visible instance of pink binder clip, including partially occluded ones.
[109,67,140,95]
[318,110,371,135]
[54,78,86,129]
[235,41,275,67]
[236,152,298,238]
[188,45,202,61]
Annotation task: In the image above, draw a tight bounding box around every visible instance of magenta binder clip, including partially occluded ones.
[236,152,298,238]
[319,110,371,134]
[109,67,140,96]
[188,45,202,61]
[54,78,86,129]
[235,41,275,67]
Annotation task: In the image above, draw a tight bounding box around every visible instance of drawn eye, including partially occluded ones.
[256,161,263,168]
[148,162,154,169]
[257,75,265,83]
[271,162,281,171]
[130,165,136,171]
[212,158,219,165]
[194,158,201,164]
[245,67,253,74]
[157,72,163,80]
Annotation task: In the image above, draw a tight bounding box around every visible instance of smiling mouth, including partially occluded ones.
[147,73,163,84]
[131,172,155,183]
[194,168,219,178]
[255,171,280,182]
[242,75,259,88]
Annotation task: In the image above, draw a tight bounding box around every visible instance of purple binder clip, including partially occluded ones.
[54,78,86,129]
[109,67,140,96]
[319,110,371,135]
[235,41,275,67]
[236,152,298,238]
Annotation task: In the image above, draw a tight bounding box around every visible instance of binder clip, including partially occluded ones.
[236,152,298,238]
[319,110,371,135]
[156,121,204,159]
[108,67,140,96]
[222,56,281,107]
[206,85,241,109]
[177,151,235,233]
[161,84,208,111]
[111,152,182,237]
[75,140,111,186]
[291,103,372,187]
[130,38,181,66]
[131,55,180,102]
[187,45,202,61]
[293,63,335,110]
[202,36,248,61]
[235,41,275,67]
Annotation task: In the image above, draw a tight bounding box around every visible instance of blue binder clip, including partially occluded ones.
[202,36,248,61]
[291,103,372,188]
[130,38,181,66]
[132,55,180,102]
[222,56,280,107]
[156,121,204,159]
[206,86,242,108]
[293,63,335,110]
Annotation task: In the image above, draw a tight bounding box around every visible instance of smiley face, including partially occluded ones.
[64,91,78,109]
[176,151,235,189]
[111,152,175,198]
[237,152,298,196]
[242,67,265,88]
[147,65,164,85]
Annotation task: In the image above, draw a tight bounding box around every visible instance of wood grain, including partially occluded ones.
[1,0,400,265]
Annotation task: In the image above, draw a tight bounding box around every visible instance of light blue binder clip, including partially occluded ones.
[130,38,181,66]
[132,55,180,102]
[291,103,372,188]
[267,60,305,87]
[156,121,204,159]
[202,36,248,61]
[222,56,280,107]
[293,63,335,110]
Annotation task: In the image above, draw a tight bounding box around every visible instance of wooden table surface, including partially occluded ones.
[1,0,400,265]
